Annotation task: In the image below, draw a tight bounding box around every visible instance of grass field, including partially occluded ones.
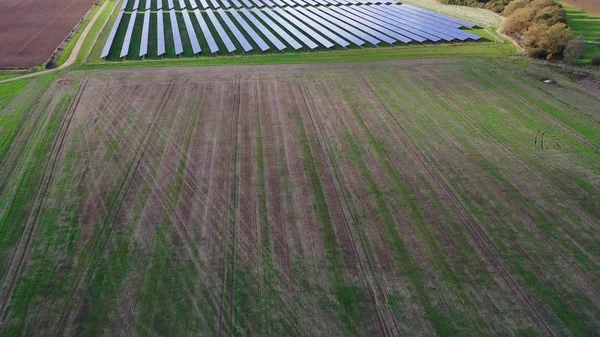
[0,58,598,336]
[562,2,600,63]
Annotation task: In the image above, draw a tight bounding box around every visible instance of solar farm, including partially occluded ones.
[100,1,481,59]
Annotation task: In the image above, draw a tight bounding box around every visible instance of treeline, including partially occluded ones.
[441,0,580,61]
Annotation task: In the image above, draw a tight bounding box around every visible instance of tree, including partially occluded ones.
[504,7,536,37]
[563,36,586,63]
[503,0,532,16]
[535,5,566,25]
[524,22,571,56]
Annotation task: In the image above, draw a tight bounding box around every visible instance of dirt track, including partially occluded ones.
[0,0,97,68]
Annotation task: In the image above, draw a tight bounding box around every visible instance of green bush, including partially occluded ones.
[591,57,600,66]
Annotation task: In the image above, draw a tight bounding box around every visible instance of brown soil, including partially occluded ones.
[562,0,600,15]
[0,0,96,68]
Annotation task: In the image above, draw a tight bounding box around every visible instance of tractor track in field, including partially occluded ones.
[216,76,241,337]
[356,75,562,337]
[55,80,176,333]
[471,68,598,153]
[295,74,394,337]
[419,69,600,232]
[0,79,88,325]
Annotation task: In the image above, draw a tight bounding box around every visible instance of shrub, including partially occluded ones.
[503,0,532,16]
[524,22,571,55]
[591,57,600,66]
[527,48,549,59]
[504,7,536,36]
[534,5,566,25]
[563,36,586,64]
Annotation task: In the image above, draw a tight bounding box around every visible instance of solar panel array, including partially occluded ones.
[101,1,481,59]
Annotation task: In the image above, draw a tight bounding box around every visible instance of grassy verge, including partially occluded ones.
[79,43,516,69]
[56,2,105,67]
[561,2,600,63]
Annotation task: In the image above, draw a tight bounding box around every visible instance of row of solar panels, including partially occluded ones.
[101,4,479,58]
[122,0,388,10]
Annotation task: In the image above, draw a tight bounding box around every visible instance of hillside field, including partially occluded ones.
[0,59,598,336]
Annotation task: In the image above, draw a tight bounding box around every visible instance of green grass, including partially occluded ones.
[561,2,600,63]
[79,42,515,69]
[55,2,105,67]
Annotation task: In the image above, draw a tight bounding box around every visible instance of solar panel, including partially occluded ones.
[178,0,186,8]
[206,9,236,52]
[392,5,462,29]
[251,9,302,49]
[281,0,296,6]
[367,5,452,41]
[140,10,151,56]
[169,10,184,55]
[286,8,349,47]
[337,6,412,43]
[290,0,307,6]
[272,0,286,6]
[157,10,166,55]
[386,6,466,40]
[157,0,163,9]
[305,7,375,45]
[121,0,128,10]
[193,9,219,53]
[198,0,208,7]
[241,8,286,50]
[120,11,137,57]
[101,11,124,58]
[274,8,332,48]
[230,10,270,51]
[251,0,265,7]
[264,8,318,49]
[321,7,393,44]
[189,0,198,8]
[329,6,407,43]
[217,9,253,52]
[133,0,140,9]
[209,0,220,7]
[230,0,242,7]
[349,5,426,42]
[182,10,201,53]
[401,4,476,28]
[167,0,174,8]
[221,0,232,8]
[241,0,254,7]
[145,0,151,10]
[302,0,318,5]
[262,0,276,7]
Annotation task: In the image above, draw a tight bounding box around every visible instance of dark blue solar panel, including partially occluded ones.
[230,10,270,51]
[298,7,364,45]
[169,10,184,55]
[251,9,302,49]
[140,10,150,56]
[350,5,428,42]
[286,8,349,47]
[322,7,393,44]
[392,5,462,30]
[193,9,219,53]
[101,11,124,58]
[182,10,201,53]
[274,8,333,48]
[264,8,318,49]
[206,9,236,52]
[370,5,454,41]
[402,4,476,28]
[338,6,413,43]
[120,11,137,57]
[387,5,467,40]
[305,7,375,45]
[241,9,285,50]
[329,6,408,43]
[217,9,253,52]
[157,10,166,55]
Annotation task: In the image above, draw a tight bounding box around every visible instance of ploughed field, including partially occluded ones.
[0,0,96,68]
[0,59,599,336]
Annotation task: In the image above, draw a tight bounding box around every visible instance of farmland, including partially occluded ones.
[0,58,598,336]
[0,0,97,69]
